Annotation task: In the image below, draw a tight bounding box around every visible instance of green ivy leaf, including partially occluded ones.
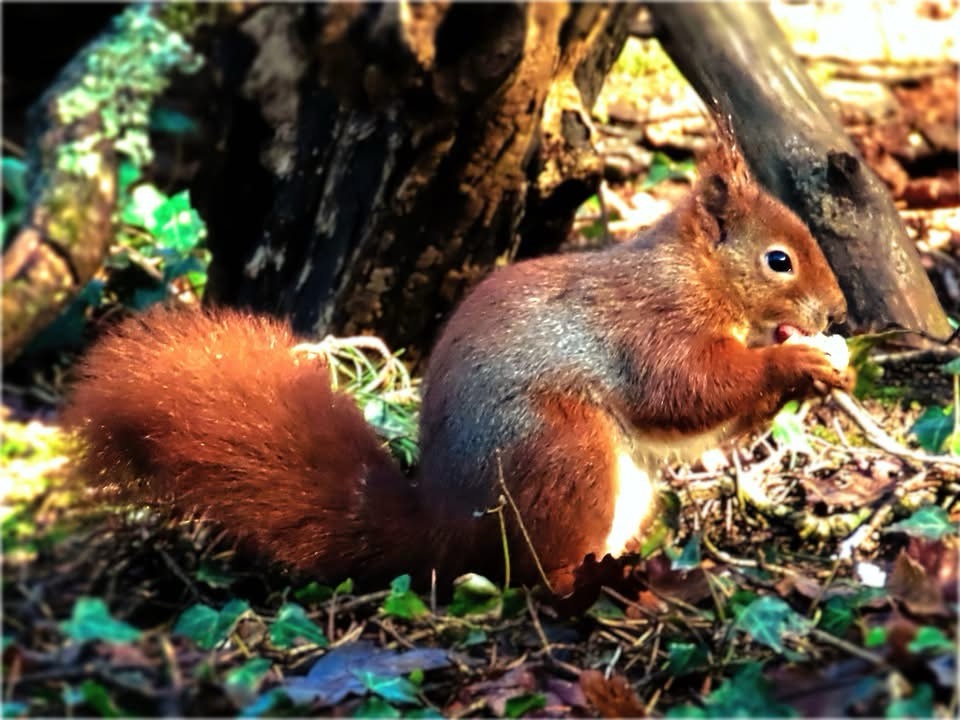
[121,183,167,229]
[864,626,887,648]
[665,706,707,718]
[818,596,855,637]
[152,190,206,252]
[771,401,812,455]
[336,578,355,595]
[2,157,27,203]
[941,357,960,375]
[173,599,249,650]
[448,573,501,617]
[196,563,234,589]
[78,679,124,717]
[294,581,335,605]
[587,595,626,621]
[357,671,420,705]
[463,627,488,647]
[907,626,954,655]
[886,683,934,718]
[885,505,956,540]
[666,662,797,718]
[173,604,218,648]
[149,107,199,135]
[381,575,429,620]
[501,587,527,618]
[727,588,759,617]
[504,693,547,718]
[734,596,811,657]
[671,534,702,571]
[665,641,708,676]
[1,702,28,717]
[226,657,273,703]
[117,159,141,195]
[269,603,328,649]
[240,688,293,718]
[639,490,680,558]
[352,696,402,718]
[910,405,954,452]
[60,597,141,644]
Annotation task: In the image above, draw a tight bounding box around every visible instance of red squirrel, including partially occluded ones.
[64,136,851,595]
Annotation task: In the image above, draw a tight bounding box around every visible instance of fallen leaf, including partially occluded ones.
[904,537,959,604]
[60,598,141,644]
[886,550,948,616]
[799,467,896,508]
[284,641,450,706]
[580,669,645,717]
[768,660,880,717]
[733,596,812,658]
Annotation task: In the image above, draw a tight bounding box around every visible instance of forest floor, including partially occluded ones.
[3,2,958,718]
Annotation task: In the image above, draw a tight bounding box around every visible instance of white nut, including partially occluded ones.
[785,332,849,372]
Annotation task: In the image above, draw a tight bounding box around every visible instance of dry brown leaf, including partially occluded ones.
[886,549,948,616]
[580,669,646,718]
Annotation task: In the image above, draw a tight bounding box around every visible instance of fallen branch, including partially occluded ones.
[831,389,960,470]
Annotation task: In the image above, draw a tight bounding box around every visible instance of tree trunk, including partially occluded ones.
[197,2,633,363]
[648,2,952,343]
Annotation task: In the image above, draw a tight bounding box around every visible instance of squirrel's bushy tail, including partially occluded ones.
[63,307,420,585]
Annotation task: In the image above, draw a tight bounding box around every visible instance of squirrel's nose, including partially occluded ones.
[827,297,847,328]
[828,309,846,326]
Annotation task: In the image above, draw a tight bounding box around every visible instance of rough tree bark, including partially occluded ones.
[196,2,633,362]
[648,2,952,343]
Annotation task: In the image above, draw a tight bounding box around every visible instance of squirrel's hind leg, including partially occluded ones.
[503,395,656,595]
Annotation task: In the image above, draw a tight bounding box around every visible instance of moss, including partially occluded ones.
[55,6,204,171]
[152,2,222,37]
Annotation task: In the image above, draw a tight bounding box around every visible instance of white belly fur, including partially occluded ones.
[603,426,731,557]
[603,450,656,557]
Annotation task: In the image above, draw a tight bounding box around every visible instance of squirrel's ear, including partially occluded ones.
[699,173,729,221]
[695,114,753,239]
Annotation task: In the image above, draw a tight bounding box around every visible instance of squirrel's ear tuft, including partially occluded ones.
[695,112,753,230]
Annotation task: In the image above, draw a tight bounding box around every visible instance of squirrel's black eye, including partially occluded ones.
[765,249,793,274]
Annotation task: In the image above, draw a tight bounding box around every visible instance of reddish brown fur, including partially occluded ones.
[504,396,623,595]
[63,307,422,585]
[65,133,853,593]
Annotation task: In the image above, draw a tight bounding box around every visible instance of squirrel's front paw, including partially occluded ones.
[783,333,855,393]
[774,343,851,395]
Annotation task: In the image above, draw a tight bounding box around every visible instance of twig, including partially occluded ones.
[495,451,553,594]
[524,593,581,677]
[291,335,414,396]
[326,587,338,644]
[374,617,416,649]
[604,644,623,678]
[837,469,932,559]
[324,589,390,615]
[157,548,200,601]
[809,627,892,671]
[487,495,511,591]
[2,137,26,156]
[832,390,960,469]
[525,592,555,662]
